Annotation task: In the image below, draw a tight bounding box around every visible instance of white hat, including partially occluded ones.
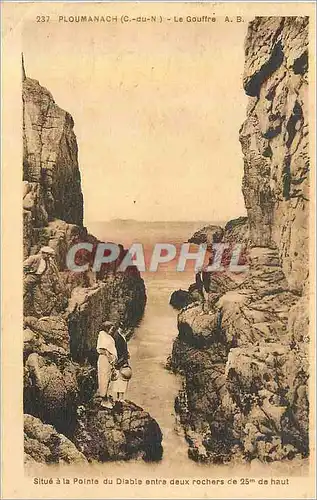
[40,246,55,255]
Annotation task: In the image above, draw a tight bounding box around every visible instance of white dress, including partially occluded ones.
[96,331,117,398]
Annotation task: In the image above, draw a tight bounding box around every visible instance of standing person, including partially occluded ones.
[195,267,205,303]
[202,268,211,295]
[96,321,118,409]
[23,246,56,299]
[111,324,132,402]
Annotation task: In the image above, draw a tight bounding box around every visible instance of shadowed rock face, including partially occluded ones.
[67,273,147,364]
[170,289,195,310]
[23,77,83,226]
[223,217,249,245]
[240,16,309,294]
[170,252,309,463]
[169,17,309,464]
[188,225,224,249]
[24,414,88,466]
[23,77,157,464]
[73,399,163,462]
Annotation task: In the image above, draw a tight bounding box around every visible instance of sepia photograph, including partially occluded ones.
[1,2,315,499]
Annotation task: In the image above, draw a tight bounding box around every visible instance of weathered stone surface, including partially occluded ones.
[225,339,309,461]
[23,315,69,354]
[169,337,234,463]
[219,286,297,348]
[42,219,85,270]
[243,17,285,97]
[207,271,238,294]
[178,305,222,348]
[223,216,249,244]
[288,292,309,344]
[23,77,83,226]
[73,399,163,462]
[188,224,224,249]
[23,210,34,259]
[67,273,146,363]
[24,414,87,465]
[240,16,309,294]
[23,181,47,221]
[24,351,79,435]
[23,260,68,318]
[171,269,308,463]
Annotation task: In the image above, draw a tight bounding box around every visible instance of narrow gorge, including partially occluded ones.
[22,14,310,471]
[169,16,309,465]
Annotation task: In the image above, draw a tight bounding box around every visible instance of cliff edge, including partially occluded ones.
[22,75,162,465]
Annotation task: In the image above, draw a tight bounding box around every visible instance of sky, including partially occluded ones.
[23,9,249,224]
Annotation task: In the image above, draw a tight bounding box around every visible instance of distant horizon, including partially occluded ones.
[86,218,234,248]
[87,218,235,225]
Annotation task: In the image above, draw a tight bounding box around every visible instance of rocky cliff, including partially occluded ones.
[23,77,83,227]
[22,74,162,465]
[240,16,309,293]
[169,17,309,464]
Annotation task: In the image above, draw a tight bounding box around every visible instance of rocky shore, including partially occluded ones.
[23,74,162,465]
[169,17,309,464]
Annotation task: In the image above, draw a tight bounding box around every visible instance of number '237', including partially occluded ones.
[36,16,50,22]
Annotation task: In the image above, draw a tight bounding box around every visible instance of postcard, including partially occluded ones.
[1,2,316,499]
